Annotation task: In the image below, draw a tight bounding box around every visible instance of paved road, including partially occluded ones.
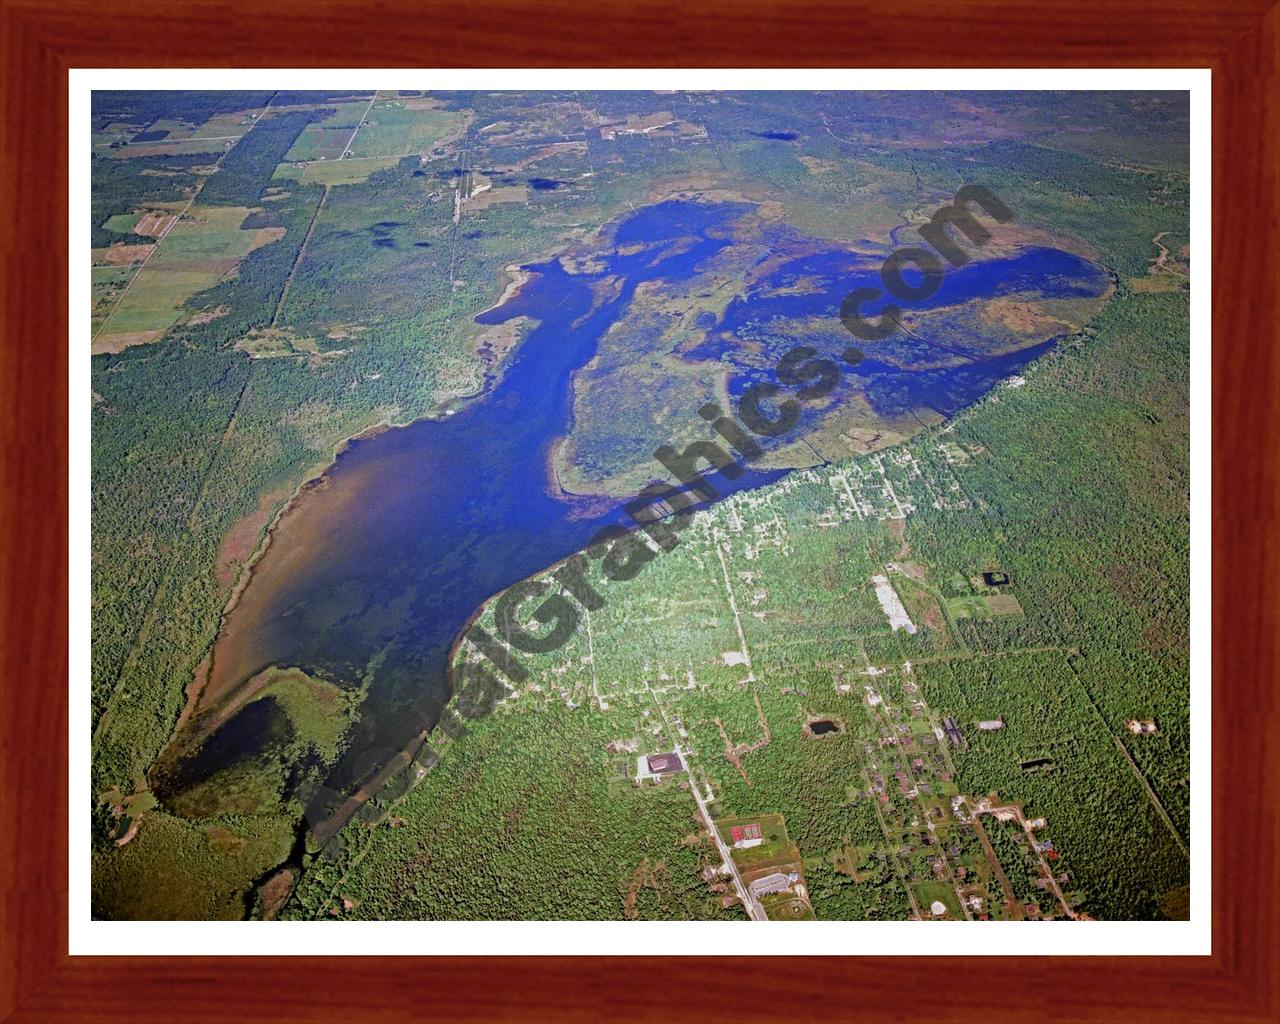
[690,774,765,921]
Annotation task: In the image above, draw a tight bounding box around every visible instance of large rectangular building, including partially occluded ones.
[646,752,684,775]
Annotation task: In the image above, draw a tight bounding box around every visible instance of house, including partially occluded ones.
[977,718,1005,731]
[942,716,964,747]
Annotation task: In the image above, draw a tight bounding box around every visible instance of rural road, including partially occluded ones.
[690,773,765,921]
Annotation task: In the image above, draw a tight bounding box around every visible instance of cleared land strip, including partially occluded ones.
[971,815,1024,920]
[444,131,473,310]
[1064,656,1189,859]
[271,184,329,327]
[713,532,754,680]
[865,773,925,919]
[1112,734,1190,859]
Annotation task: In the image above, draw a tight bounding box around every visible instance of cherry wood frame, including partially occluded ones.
[2,1,1275,1020]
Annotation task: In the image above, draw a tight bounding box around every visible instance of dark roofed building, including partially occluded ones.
[647,752,685,775]
[942,716,964,747]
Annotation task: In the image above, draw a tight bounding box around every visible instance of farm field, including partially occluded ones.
[102,212,143,233]
[346,97,468,158]
[271,155,402,186]
[110,137,243,159]
[282,126,354,162]
[93,205,286,353]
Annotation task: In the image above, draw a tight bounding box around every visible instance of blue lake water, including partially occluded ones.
[179,199,1108,812]
[698,238,1109,419]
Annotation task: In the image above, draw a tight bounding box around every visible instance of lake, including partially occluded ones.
[169,198,1109,821]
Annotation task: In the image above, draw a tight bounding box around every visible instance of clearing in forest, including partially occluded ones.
[93,205,286,353]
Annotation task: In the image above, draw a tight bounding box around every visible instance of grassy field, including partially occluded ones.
[282,126,353,162]
[272,156,402,186]
[187,109,259,139]
[914,880,963,919]
[346,98,468,158]
[303,99,376,129]
[717,813,797,870]
[946,593,1025,619]
[93,205,286,352]
[103,212,143,233]
[111,138,240,159]
[760,892,816,920]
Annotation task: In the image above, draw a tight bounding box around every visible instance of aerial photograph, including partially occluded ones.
[89,89,1191,922]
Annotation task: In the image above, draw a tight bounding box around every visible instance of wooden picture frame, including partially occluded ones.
[2,1,1274,1019]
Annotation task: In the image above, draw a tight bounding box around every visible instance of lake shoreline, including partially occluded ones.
[157,200,1113,891]
[159,260,551,773]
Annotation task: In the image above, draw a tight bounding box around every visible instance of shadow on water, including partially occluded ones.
[153,697,288,800]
